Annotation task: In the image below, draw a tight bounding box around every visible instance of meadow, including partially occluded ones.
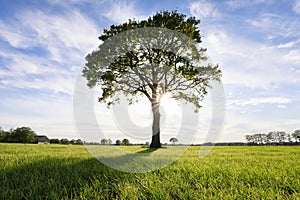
[0,143,299,199]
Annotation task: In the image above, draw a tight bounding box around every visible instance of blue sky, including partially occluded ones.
[0,0,299,143]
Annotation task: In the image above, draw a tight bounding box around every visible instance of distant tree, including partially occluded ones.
[10,127,36,143]
[75,139,83,145]
[245,135,250,142]
[122,138,130,146]
[277,131,286,143]
[50,138,60,144]
[107,139,112,145]
[292,130,300,142]
[60,138,70,145]
[0,127,8,142]
[169,137,178,146]
[286,134,292,142]
[145,141,149,146]
[245,135,254,143]
[260,134,267,144]
[267,132,277,144]
[266,133,272,144]
[70,139,76,145]
[268,131,286,143]
[101,139,108,145]
[246,131,298,145]
[115,139,121,145]
[253,133,265,144]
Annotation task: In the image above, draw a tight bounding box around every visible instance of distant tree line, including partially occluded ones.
[0,126,83,145]
[49,138,83,145]
[245,130,300,145]
[99,138,130,145]
[0,126,37,143]
[2,126,299,146]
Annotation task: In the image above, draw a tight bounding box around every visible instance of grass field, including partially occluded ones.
[0,144,299,199]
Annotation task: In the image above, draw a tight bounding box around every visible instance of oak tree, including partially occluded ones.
[83,10,221,148]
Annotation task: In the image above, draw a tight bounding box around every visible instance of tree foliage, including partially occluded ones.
[115,139,121,145]
[82,10,222,148]
[245,130,300,145]
[122,138,130,145]
[292,130,300,142]
[169,137,178,145]
[0,127,8,142]
[101,139,108,145]
[83,10,221,111]
[50,138,60,144]
[60,138,70,145]
[8,127,37,143]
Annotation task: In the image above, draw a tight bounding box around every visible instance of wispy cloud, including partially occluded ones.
[104,1,144,23]
[228,97,291,107]
[276,39,300,49]
[226,0,274,10]
[203,29,300,89]
[21,10,99,58]
[293,0,300,14]
[189,0,219,19]
[247,13,300,39]
[283,50,300,64]
[0,9,99,94]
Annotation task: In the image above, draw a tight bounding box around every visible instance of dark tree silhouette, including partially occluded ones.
[101,139,108,145]
[122,138,130,146]
[115,139,121,145]
[10,127,36,143]
[60,138,70,145]
[50,138,60,144]
[0,127,8,142]
[169,137,178,145]
[292,130,300,142]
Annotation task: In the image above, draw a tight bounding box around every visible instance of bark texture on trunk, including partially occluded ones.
[150,102,161,148]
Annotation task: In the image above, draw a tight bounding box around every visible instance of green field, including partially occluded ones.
[0,144,299,199]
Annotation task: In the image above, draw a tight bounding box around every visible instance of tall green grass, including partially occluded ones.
[0,144,299,199]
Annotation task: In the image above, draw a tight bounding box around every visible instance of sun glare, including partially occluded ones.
[160,93,180,110]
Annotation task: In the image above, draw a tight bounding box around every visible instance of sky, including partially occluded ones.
[0,0,299,144]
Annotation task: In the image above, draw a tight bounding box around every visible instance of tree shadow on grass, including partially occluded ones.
[0,146,186,199]
[137,147,166,154]
[0,157,137,199]
[87,146,186,173]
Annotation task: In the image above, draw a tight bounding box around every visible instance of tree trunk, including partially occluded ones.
[150,102,161,148]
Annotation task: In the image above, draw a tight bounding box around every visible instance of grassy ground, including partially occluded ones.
[0,144,299,199]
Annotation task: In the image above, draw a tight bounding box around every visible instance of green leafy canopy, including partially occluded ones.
[83,10,221,112]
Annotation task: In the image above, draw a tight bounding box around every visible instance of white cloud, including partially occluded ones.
[283,50,300,64]
[293,0,300,14]
[203,28,300,89]
[1,75,77,95]
[21,10,99,56]
[220,112,300,142]
[0,9,99,94]
[0,21,36,49]
[277,39,300,49]
[104,1,142,23]
[189,0,219,19]
[0,95,77,139]
[226,0,273,10]
[247,13,300,39]
[228,97,291,107]
[48,0,98,5]
[0,10,100,53]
